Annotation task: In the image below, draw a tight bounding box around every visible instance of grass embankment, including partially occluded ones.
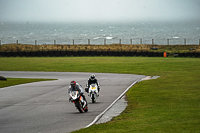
[0,44,200,54]
[0,57,199,132]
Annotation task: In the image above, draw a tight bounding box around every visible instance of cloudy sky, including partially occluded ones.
[0,0,200,22]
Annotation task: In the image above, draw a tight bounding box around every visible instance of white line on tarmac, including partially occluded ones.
[85,79,140,128]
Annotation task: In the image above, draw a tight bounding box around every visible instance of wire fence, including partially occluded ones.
[0,38,200,45]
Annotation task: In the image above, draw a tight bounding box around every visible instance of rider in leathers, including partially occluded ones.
[68,80,87,104]
[85,74,100,93]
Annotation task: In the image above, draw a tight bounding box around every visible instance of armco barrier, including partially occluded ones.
[0,51,199,57]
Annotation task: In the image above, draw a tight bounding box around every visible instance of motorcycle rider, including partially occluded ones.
[85,74,100,93]
[68,80,87,104]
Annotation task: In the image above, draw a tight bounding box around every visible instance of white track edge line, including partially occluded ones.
[85,79,139,128]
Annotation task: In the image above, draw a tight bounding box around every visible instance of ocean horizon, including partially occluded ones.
[0,20,200,45]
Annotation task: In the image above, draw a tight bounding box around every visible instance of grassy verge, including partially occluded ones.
[0,78,55,88]
[0,44,200,53]
[0,57,199,132]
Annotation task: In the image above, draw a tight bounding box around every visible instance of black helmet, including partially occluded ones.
[90,74,95,80]
[70,80,76,87]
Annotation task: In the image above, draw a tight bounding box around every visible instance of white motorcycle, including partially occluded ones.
[69,91,88,113]
[88,84,99,103]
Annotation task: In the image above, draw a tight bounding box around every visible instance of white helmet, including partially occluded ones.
[90,74,95,80]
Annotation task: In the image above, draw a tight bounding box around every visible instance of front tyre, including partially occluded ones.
[84,106,88,112]
[92,94,95,103]
[75,101,84,113]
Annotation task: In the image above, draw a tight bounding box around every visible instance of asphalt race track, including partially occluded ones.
[0,71,145,133]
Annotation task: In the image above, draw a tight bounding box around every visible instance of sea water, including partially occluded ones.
[0,21,199,45]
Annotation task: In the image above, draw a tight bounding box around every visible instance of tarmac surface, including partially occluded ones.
[0,71,145,133]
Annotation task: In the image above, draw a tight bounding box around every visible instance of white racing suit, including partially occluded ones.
[68,83,86,102]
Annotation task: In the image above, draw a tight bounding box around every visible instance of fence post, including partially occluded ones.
[130,39,132,45]
[54,40,56,45]
[140,39,142,44]
[104,39,106,45]
[17,40,18,45]
[152,39,154,45]
[184,39,186,45]
[199,39,200,45]
[167,39,169,45]
[88,39,90,45]
[73,39,74,45]
[35,40,37,45]
[119,39,121,44]
[0,40,1,50]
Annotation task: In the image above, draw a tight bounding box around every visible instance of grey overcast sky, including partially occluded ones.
[0,0,200,22]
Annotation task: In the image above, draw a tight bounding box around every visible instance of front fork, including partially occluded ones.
[73,96,85,107]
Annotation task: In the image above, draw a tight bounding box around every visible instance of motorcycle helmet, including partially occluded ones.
[70,80,76,87]
[90,74,95,80]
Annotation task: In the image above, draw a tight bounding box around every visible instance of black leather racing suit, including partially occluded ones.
[85,78,100,93]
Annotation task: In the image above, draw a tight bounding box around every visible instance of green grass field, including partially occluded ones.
[0,78,54,88]
[0,57,199,132]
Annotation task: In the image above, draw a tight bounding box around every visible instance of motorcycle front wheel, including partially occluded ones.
[75,101,84,113]
[92,94,95,103]
[84,106,88,112]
